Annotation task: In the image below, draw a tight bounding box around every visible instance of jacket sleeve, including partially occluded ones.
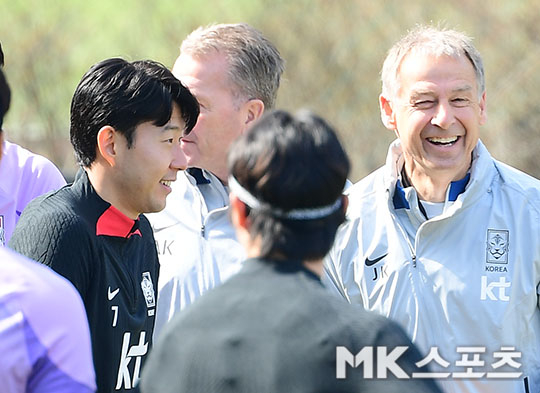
[322,218,363,304]
[23,263,96,393]
[322,251,350,301]
[9,201,94,299]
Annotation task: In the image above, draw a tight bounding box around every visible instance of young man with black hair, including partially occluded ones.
[10,58,199,393]
[0,43,66,246]
[141,110,441,393]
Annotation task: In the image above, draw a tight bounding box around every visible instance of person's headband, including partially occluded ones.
[228,175,342,220]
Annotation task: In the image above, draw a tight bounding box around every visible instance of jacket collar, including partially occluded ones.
[74,169,142,238]
[393,174,471,209]
[242,257,322,284]
[96,205,142,238]
[185,168,230,211]
[187,168,211,185]
[384,139,495,211]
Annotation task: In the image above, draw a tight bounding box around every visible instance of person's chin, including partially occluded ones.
[147,197,167,214]
[149,205,166,214]
[426,157,469,175]
[185,156,200,168]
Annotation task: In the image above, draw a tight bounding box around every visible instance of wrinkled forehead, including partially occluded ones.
[396,50,478,95]
[404,44,480,80]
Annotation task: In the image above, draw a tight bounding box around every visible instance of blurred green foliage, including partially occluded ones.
[2,0,540,181]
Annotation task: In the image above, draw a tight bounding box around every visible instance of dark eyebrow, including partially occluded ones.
[163,124,181,131]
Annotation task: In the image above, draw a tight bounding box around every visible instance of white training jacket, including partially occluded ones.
[324,140,540,393]
[147,168,245,341]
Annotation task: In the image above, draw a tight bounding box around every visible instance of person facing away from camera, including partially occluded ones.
[141,109,442,393]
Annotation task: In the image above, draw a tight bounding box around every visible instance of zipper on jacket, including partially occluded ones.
[387,189,419,268]
[200,205,230,240]
[390,210,417,268]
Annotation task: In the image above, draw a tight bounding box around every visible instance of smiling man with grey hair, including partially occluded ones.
[325,25,540,393]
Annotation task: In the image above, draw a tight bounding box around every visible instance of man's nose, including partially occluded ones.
[171,142,188,171]
[431,101,455,130]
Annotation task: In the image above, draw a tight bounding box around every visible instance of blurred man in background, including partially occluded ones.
[325,25,540,393]
[148,23,284,340]
[10,58,199,392]
[0,43,66,246]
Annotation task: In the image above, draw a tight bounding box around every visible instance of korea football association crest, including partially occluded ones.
[141,272,155,315]
[486,229,509,264]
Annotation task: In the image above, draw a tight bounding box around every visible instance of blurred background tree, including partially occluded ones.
[1,0,539,182]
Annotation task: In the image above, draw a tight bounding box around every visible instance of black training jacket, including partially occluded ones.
[10,170,159,393]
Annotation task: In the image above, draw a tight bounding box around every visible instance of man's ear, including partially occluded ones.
[96,126,117,167]
[243,99,265,129]
[379,94,397,131]
[230,194,250,231]
[478,91,487,126]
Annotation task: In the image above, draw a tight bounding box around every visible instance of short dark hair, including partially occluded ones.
[228,110,350,261]
[0,43,11,131]
[70,58,199,167]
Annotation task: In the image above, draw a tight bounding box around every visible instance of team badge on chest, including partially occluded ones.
[486,229,509,264]
[141,272,156,311]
